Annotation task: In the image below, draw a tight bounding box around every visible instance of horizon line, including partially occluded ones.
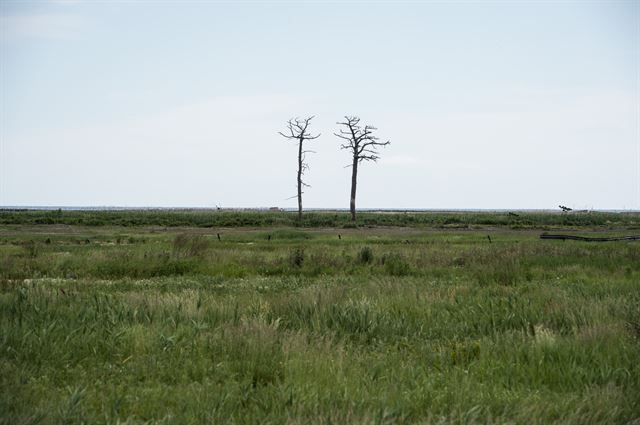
[1,206,639,213]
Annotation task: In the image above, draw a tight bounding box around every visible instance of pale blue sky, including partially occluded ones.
[1,0,638,209]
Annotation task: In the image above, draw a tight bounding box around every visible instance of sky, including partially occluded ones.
[1,0,638,210]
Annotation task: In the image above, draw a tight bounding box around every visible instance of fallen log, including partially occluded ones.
[540,234,640,242]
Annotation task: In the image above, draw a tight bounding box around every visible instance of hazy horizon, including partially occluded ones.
[1,1,638,210]
[2,205,638,214]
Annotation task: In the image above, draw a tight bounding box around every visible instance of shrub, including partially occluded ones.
[357,246,374,264]
[289,248,305,267]
[23,240,38,258]
[381,253,412,276]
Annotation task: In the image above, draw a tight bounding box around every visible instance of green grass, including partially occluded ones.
[1,216,639,424]
[2,208,639,229]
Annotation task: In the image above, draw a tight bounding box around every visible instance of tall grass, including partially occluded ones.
[1,223,639,423]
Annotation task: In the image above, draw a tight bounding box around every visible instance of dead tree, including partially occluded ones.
[279,116,320,221]
[335,116,390,221]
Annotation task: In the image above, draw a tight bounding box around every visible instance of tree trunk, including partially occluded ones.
[297,138,303,222]
[350,155,358,222]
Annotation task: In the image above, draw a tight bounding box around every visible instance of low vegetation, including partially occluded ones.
[1,208,639,229]
[1,212,639,423]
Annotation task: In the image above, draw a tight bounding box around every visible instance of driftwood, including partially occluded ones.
[540,234,640,242]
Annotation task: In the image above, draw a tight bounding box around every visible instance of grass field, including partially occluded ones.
[1,211,639,424]
[2,208,639,229]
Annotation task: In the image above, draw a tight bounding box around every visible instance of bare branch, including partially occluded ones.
[336,116,390,162]
[335,115,391,222]
[279,115,320,221]
[278,131,296,140]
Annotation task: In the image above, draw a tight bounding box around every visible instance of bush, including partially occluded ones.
[289,248,305,267]
[357,246,374,264]
[381,253,412,276]
[23,240,38,258]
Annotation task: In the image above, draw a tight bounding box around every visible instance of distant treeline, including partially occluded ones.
[1,209,638,228]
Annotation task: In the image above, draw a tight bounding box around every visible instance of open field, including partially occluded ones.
[2,209,640,229]
[1,211,640,424]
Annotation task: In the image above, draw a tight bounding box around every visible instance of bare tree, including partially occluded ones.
[335,116,390,222]
[279,116,320,221]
